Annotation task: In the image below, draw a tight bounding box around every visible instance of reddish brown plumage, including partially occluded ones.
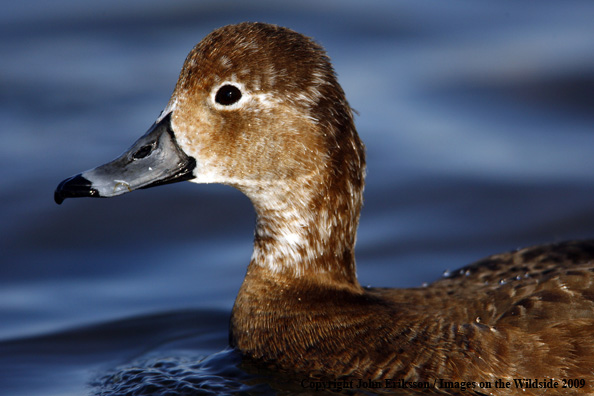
[59,22,594,394]
[195,24,594,395]
[232,242,594,394]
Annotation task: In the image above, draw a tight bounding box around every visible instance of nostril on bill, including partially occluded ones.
[133,143,156,160]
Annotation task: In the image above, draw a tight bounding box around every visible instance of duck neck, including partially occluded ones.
[245,173,363,290]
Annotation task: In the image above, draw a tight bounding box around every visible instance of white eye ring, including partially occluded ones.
[211,81,249,110]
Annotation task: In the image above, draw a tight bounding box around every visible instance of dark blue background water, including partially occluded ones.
[1,1,594,395]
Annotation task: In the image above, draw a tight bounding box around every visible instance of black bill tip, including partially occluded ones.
[54,174,98,205]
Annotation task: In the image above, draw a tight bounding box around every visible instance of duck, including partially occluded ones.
[55,22,594,394]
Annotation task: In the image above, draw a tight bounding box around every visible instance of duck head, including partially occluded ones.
[55,22,365,283]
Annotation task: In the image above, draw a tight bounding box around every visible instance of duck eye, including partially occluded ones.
[215,84,242,106]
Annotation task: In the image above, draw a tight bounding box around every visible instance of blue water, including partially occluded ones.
[1,1,594,395]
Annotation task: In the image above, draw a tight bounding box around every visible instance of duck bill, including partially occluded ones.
[54,113,196,205]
